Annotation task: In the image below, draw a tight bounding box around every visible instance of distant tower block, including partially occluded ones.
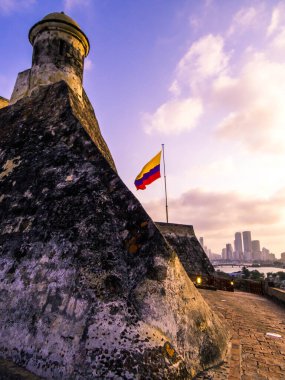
[10,12,89,103]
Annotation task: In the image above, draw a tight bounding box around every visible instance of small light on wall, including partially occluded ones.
[196,276,202,285]
[230,281,234,286]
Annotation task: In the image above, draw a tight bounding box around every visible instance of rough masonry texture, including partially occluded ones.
[0,97,8,110]
[0,12,228,380]
[0,81,228,379]
[10,12,89,104]
[156,223,215,276]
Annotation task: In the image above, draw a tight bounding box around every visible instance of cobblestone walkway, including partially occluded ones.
[196,289,285,380]
[1,290,284,379]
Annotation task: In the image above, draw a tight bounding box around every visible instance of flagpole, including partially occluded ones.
[162,144,169,223]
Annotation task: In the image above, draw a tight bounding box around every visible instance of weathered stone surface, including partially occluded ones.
[0,358,43,380]
[0,97,9,110]
[156,222,215,276]
[0,81,228,379]
[10,12,89,104]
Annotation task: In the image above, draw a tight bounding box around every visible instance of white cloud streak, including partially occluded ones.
[171,34,229,95]
[214,51,285,152]
[227,6,259,36]
[144,2,285,148]
[0,0,36,15]
[84,57,93,71]
[140,2,285,254]
[154,3,285,151]
[145,188,285,229]
[267,2,285,36]
[143,188,285,255]
[143,97,203,135]
[143,34,229,135]
[63,0,90,12]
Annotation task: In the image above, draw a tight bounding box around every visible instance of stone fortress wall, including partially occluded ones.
[10,12,89,104]
[0,12,229,380]
[156,222,215,277]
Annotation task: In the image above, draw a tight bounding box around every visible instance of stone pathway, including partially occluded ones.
[1,289,284,379]
[196,289,285,380]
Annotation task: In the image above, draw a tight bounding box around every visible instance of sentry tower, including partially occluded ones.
[10,12,89,103]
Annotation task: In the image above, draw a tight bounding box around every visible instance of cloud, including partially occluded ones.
[189,16,201,32]
[143,97,203,135]
[139,3,285,254]
[267,2,285,36]
[227,6,259,36]
[143,34,228,135]
[145,188,284,229]
[63,0,90,12]
[216,106,283,153]
[84,57,93,71]
[271,28,285,52]
[267,7,280,36]
[143,3,285,151]
[143,188,285,254]
[213,53,285,152]
[172,34,229,95]
[0,0,36,14]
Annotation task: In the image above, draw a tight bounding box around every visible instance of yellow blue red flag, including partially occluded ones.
[134,151,161,190]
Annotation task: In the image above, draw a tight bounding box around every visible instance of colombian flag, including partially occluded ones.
[134,151,161,190]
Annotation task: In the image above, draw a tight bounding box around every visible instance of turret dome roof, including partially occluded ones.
[29,12,90,56]
[42,12,80,28]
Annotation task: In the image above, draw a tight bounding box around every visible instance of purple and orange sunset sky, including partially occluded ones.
[1,0,285,257]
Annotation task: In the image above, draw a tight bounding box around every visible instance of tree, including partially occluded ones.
[276,271,285,281]
[250,270,263,281]
[242,266,250,279]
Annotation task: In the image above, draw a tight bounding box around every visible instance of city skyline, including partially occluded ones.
[1,1,285,257]
[203,228,281,261]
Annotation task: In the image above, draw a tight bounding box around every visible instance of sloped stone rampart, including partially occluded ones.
[0,82,228,379]
[156,222,215,276]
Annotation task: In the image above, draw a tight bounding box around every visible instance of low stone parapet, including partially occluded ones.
[266,287,285,305]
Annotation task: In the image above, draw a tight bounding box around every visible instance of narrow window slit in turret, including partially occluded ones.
[59,40,65,55]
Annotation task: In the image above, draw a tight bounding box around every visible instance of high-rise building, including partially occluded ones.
[234,232,243,261]
[199,237,204,249]
[242,231,252,261]
[233,250,240,261]
[261,247,270,261]
[251,240,261,261]
[222,248,227,260]
[211,253,222,260]
[268,253,276,262]
[226,243,233,261]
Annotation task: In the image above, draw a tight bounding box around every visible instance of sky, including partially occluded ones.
[1,0,285,257]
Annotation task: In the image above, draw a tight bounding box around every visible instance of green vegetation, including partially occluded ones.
[242,266,250,279]
[215,270,231,279]
[250,270,264,280]
[267,271,285,288]
[241,267,264,281]
[276,271,285,281]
